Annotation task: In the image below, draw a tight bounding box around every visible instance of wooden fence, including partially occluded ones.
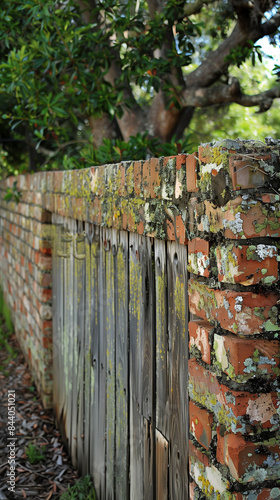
[52,214,189,500]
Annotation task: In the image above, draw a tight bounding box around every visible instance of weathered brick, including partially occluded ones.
[213,332,280,382]
[186,153,199,192]
[189,359,279,432]
[142,157,160,199]
[229,155,271,191]
[189,320,213,364]
[188,278,280,335]
[222,196,280,239]
[189,439,230,497]
[189,400,214,450]
[216,243,278,286]
[217,430,280,483]
[188,238,210,277]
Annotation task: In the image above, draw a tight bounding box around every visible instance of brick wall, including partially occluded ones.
[0,139,280,498]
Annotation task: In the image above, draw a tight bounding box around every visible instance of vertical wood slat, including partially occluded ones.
[115,231,129,500]
[66,219,74,463]
[70,220,78,468]
[129,232,144,500]
[52,219,63,429]
[84,222,92,474]
[155,429,169,500]
[154,239,169,438]
[89,225,106,498]
[105,227,116,500]
[96,228,107,496]
[76,221,86,473]
[167,241,188,500]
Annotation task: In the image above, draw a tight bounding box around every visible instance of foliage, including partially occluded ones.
[189,58,280,149]
[4,180,22,202]
[0,0,279,174]
[60,475,96,500]
[25,442,46,464]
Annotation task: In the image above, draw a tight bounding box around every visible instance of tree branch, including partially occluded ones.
[186,10,280,89]
[182,78,280,111]
[183,0,220,17]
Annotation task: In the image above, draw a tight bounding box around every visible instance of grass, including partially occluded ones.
[60,475,96,500]
[25,442,46,464]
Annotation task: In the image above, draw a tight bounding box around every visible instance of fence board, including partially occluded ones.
[129,232,144,500]
[84,222,92,473]
[156,429,169,500]
[144,418,154,500]
[167,241,188,500]
[154,239,169,438]
[105,228,116,500]
[88,226,105,497]
[76,222,86,473]
[70,220,78,468]
[114,231,129,500]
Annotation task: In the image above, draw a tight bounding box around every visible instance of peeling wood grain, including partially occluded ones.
[156,429,169,500]
[115,230,129,500]
[154,239,169,438]
[167,241,189,500]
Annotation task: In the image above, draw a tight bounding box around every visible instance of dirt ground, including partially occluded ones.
[0,329,79,499]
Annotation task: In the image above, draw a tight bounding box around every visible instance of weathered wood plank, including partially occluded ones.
[88,225,106,498]
[76,222,86,473]
[129,232,144,500]
[105,228,116,500]
[114,230,129,500]
[154,239,169,438]
[70,220,78,468]
[52,219,63,429]
[83,222,93,474]
[144,417,154,500]
[93,227,107,496]
[155,429,169,500]
[62,219,71,450]
[167,241,188,500]
[142,236,155,423]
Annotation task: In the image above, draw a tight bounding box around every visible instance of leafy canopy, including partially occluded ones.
[0,0,279,175]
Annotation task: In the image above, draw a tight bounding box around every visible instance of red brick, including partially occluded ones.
[143,158,160,199]
[188,238,210,277]
[186,153,199,192]
[166,217,176,241]
[229,155,271,190]
[175,215,187,245]
[188,278,280,335]
[189,439,210,468]
[176,154,187,170]
[198,144,212,164]
[34,252,52,271]
[189,480,199,500]
[213,332,280,381]
[118,163,127,197]
[216,243,278,286]
[189,400,214,449]
[223,196,280,239]
[217,430,280,482]
[189,320,212,364]
[133,161,142,196]
[189,359,278,427]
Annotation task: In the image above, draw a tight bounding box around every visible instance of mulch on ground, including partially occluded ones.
[0,330,79,499]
